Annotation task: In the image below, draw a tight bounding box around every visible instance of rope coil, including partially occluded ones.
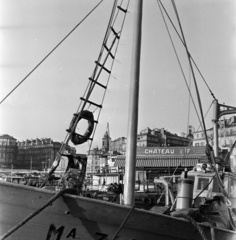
[173,213,215,240]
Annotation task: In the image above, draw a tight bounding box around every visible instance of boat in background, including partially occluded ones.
[1,1,236,240]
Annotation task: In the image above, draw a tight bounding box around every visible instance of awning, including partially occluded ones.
[114,155,200,168]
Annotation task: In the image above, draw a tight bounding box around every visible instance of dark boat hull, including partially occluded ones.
[0,181,235,240]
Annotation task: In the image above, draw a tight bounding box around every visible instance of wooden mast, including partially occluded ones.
[124,0,143,206]
[212,99,219,157]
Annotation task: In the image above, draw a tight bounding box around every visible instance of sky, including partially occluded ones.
[0,0,236,154]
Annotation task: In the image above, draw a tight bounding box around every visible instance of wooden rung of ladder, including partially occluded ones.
[80,97,102,108]
[104,44,114,59]
[110,27,120,39]
[95,61,111,74]
[117,6,127,13]
[89,77,107,89]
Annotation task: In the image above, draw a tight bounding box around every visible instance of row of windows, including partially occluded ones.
[194,142,205,146]
[195,128,236,139]
[166,138,189,144]
[137,143,159,147]
[17,155,51,161]
[147,136,158,141]
[194,138,235,147]
[0,141,17,145]
[0,153,14,157]
[138,136,160,141]
[0,146,17,150]
[0,149,16,153]
[220,131,236,137]
[0,155,12,161]
[195,133,206,139]
[18,148,54,153]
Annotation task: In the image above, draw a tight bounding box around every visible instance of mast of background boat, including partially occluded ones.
[212,99,219,157]
[123,0,143,206]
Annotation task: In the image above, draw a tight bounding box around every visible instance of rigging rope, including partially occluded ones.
[44,0,119,181]
[110,206,136,240]
[91,0,131,149]
[71,0,130,154]
[158,0,216,101]
[73,0,130,150]
[171,0,208,145]
[187,66,192,133]
[193,174,215,201]
[196,102,213,132]
[0,188,75,240]
[0,0,104,105]
[43,0,130,185]
[223,138,236,164]
[85,0,119,101]
[157,0,203,131]
[171,1,228,200]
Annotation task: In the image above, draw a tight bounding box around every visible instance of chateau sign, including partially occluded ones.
[136,147,205,156]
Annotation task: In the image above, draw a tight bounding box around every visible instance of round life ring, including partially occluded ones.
[70,110,94,145]
[144,197,152,206]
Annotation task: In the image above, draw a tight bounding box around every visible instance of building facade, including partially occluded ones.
[16,138,76,170]
[0,135,18,169]
[192,129,213,147]
[192,115,236,173]
[110,137,126,154]
[87,148,105,174]
[137,128,160,147]
[218,116,236,148]
[192,115,236,149]
[137,127,191,148]
[87,126,193,180]
[109,127,191,155]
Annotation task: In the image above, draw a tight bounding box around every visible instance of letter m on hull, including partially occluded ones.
[46,224,65,240]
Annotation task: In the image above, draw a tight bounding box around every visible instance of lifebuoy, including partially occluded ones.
[69,110,94,145]
[144,197,152,206]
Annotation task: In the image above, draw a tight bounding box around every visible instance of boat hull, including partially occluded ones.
[0,181,235,240]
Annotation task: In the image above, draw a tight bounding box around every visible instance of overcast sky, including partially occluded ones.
[1,0,236,154]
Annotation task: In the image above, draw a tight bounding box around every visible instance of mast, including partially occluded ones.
[212,99,219,157]
[124,0,143,206]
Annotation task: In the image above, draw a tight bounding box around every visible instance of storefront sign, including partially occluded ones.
[136,147,205,156]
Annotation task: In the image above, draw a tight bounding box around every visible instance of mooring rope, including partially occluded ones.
[0,188,74,240]
[173,213,214,240]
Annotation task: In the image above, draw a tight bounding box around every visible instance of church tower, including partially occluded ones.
[102,123,111,152]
